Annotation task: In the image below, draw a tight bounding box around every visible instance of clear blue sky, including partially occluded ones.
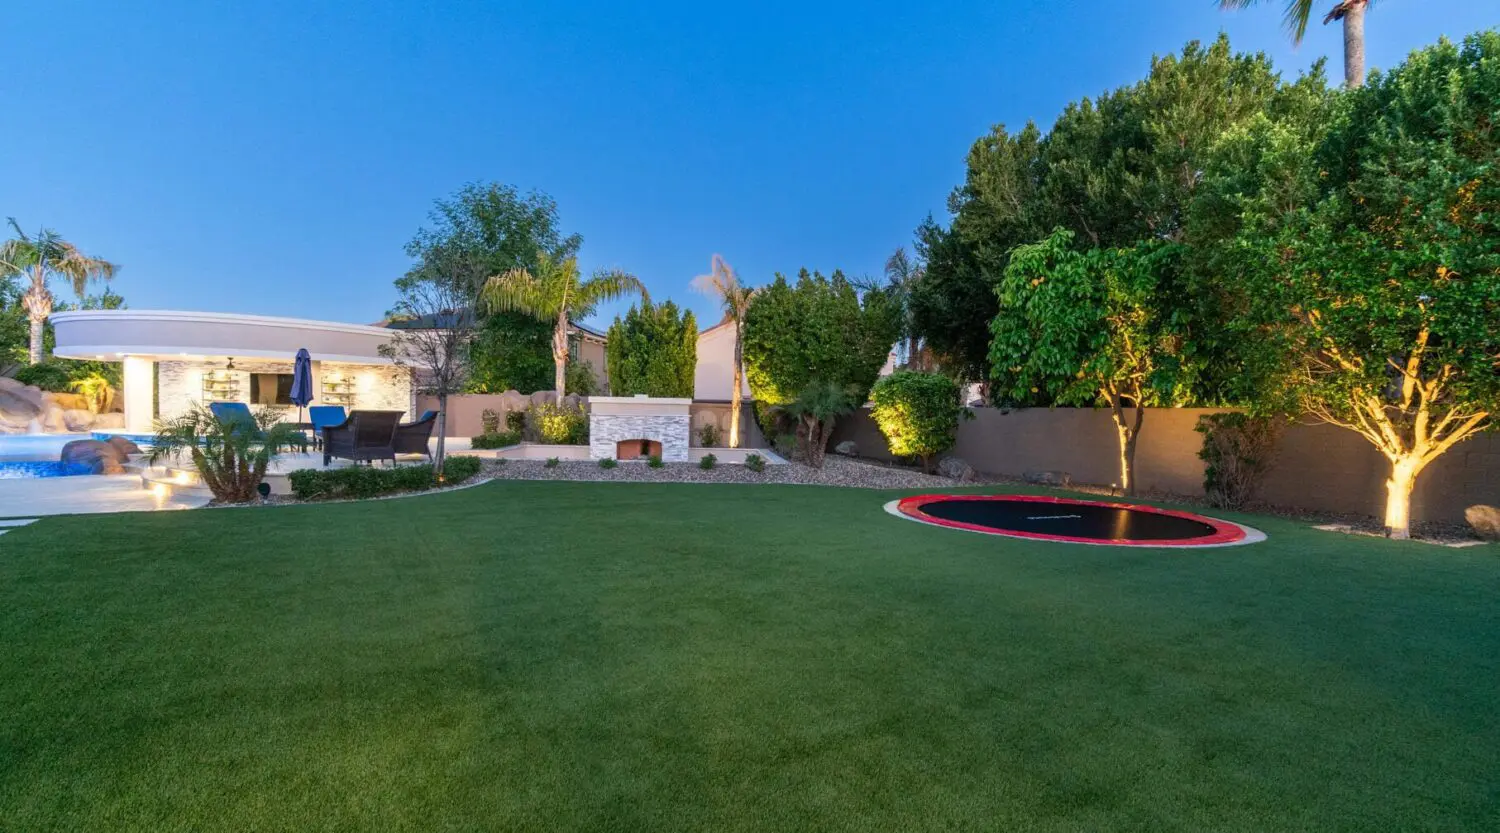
[6,1,1493,329]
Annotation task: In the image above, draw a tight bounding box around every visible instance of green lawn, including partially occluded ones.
[2,481,1497,831]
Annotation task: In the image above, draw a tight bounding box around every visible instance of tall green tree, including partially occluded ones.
[1220,0,1371,88]
[480,250,646,402]
[691,255,753,447]
[743,269,898,462]
[605,299,697,398]
[1215,32,1500,538]
[463,312,554,394]
[991,230,1187,495]
[0,219,118,366]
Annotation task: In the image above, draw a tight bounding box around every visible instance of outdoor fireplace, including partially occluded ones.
[589,396,691,462]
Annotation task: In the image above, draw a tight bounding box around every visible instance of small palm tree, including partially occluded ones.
[780,381,863,469]
[691,255,754,448]
[0,219,118,365]
[884,247,924,369]
[1219,0,1371,88]
[480,250,646,403]
[150,405,307,503]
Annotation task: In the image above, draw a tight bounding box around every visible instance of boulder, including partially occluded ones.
[92,412,126,429]
[63,408,97,432]
[938,456,976,482]
[0,377,46,426]
[834,440,859,457]
[48,391,93,411]
[40,403,69,433]
[1023,470,1072,487]
[107,436,143,457]
[60,439,127,475]
[1466,505,1500,541]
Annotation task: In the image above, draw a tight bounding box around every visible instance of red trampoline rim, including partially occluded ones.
[895,494,1248,546]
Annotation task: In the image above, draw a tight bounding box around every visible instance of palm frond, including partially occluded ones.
[479,266,555,319]
[692,254,753,316]
[1218,0,1319,44]
[577,268,648,308]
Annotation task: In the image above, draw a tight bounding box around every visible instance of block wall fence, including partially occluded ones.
[829,406,1500,525]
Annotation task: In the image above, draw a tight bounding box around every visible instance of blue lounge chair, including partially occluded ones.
[209,402,260,437]
[308,406,348,447]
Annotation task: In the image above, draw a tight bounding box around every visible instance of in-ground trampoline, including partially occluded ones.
[887,494,1264,547]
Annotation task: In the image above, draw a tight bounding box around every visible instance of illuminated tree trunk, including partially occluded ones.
[434,393,449,479]
[22,279,51,366]
[1382,456,1421,540]
[1108,386,1146,496]
[728,321,744,448]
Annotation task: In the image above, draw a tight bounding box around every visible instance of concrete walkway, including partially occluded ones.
[0,475,208,518]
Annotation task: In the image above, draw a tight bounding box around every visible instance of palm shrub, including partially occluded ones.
[778,381,863,469]
[869,371,968,472]
[149,404,307,503]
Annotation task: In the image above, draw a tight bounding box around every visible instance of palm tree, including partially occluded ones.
[884,247,924,369]
[0,219,118,365]
[1219,0,1370,88]
[480,249,646,403]
[691,254,754,448]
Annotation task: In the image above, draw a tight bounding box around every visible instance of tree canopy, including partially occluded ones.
[605,300,697,398]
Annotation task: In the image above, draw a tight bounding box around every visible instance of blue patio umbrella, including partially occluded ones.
[290,348,314,425]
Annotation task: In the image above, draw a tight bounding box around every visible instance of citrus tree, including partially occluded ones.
[1223,33,1500,538]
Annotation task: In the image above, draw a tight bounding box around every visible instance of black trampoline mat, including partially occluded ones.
[915,498,1220,541]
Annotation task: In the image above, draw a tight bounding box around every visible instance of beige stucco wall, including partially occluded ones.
[693,323,752,401]
[576,339,609,391]
[829,406,1500,525]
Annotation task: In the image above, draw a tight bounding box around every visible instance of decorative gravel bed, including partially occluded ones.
[479,455,966,489]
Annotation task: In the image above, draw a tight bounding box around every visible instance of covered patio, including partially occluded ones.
[50,310,414,433]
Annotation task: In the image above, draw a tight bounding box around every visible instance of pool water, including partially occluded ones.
[0,460,95,479]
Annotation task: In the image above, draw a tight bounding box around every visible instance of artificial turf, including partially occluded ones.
[1,480,1496,831]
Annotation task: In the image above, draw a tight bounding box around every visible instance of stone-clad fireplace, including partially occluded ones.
[589,396,691,462]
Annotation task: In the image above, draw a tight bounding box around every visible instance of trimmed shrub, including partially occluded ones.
[699,453,717,470]
[480,409,501,434]
[505,410,526,433]
[544,456,560,468]
[527,402,588,445]
[869,371,968,472]
[289,456,481,500]
[1195,412,1282,510]
[470,430,521,450]
[744,453,766,473]
[606,300,697,397]
[599,457,618,469]
[647,454,665,469]
[697,423,721,448]
[12,361,73,393]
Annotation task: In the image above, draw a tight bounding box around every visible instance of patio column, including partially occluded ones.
[122,355,155,434]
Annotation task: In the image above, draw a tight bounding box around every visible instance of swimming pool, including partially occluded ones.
[0,434,94,478]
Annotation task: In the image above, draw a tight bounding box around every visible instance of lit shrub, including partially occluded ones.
[527,402,589,445]
[869,371,968,473]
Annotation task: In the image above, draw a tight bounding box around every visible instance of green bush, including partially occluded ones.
[544,457,561,468]
[744,453,766,473]
[288,457,481,501]
[480,409,501,434]
[1195,412,1282,510]
[605,299,697,397]
[566,360,602,396]
[505,410,526,433]
[869,371,968,472]
[697,423,721,448]
[527,402,588,444]
[647,454,665,469]
[470,430,521,450]
[12,362,73,392]
[698,453,716,470]
[599,457,618,469]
